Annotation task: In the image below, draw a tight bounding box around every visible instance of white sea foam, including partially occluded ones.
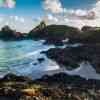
[65,62,100,80]
[9,53,60,76]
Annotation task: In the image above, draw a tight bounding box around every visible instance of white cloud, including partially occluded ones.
[92,0,100,18]
[0,15,34,33]
[42,0,100,28]
[64,9,96,20]
[9,16,25,23]
[0,17,4,22]
[20,17,25,23]
[15,16,19,21]
[42,0,96,20]
[37,14,59,24]
[43,0,63,13]
[0,0,15,8]
[47,14,58,22]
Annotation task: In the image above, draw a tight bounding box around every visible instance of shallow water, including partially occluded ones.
[0,40,100,80]
[0,40,60,78]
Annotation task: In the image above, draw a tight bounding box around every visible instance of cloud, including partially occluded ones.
[0,17,4,22]
[48,14,58,22]
[0,15,34,33]
[37,14,59,25]
[20,17,25,23]
[64,9,96,20]
[45,14,58,22]
[42,0,100,28]
[43,0,63,13]
[92,0,100,18]
[42,0,95,20]
[0,0,16,8]
[10,16,25,23]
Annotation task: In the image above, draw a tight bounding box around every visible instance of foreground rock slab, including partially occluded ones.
[0,73,100,100]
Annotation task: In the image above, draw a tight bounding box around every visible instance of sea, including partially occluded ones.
[0,39,100,80]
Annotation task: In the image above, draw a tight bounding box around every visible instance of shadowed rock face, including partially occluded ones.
[36,73,100,88]
[45,45,100,73]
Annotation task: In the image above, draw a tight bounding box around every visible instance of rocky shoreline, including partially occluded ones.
[0,73,100,100]
[0,22,100,99]
[1,21,100,45]
[44,44,100,73]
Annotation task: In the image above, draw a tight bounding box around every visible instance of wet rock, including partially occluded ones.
[2,73,31,82]
[0,73,100,100]
[45,45,100,73]
[37,58,45,63]
[33,63,38,66]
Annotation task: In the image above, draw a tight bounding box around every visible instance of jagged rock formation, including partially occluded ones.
[30,21,47,33]
[28,21,47,39]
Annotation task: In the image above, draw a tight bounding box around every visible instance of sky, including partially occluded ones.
[0,0,100,32]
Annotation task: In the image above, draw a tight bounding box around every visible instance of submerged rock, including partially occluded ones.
[37,58,45,63]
